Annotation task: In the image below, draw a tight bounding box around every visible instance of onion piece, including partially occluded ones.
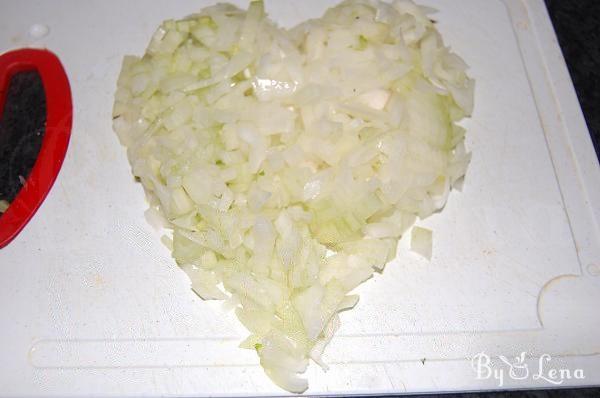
[411,226,433,260]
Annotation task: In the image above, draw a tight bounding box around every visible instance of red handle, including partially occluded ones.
[0,49,73,248]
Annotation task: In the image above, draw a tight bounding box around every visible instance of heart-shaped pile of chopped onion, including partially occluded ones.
[113,0,473,392]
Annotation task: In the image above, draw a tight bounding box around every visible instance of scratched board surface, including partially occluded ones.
[1,0,600,396]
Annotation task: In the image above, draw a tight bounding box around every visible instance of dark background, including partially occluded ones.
[545,0,600,161]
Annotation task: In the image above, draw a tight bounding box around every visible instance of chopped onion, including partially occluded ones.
[411,226,433,260]
[113,0,473,392]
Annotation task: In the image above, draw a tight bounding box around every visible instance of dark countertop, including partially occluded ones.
[545,0,600,161]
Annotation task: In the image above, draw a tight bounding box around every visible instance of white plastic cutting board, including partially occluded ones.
[1,0,600,396]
